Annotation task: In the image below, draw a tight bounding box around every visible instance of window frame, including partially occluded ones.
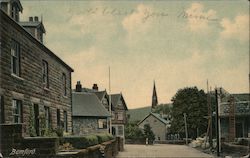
[62,73,67,96]
[117,111,124,121]
[42,60,49,88]
[98,119,107,129]
[12,99,22,123]
[0,96,4,123]
[57,109,61,128]
[63,111,68,132]
[44,106,50,128]
[11,2,19,21]
[11,39,20,76]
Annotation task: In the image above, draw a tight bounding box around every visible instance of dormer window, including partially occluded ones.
[11,2,19,21]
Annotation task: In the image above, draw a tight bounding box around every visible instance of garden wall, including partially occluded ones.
[0,124,121,158]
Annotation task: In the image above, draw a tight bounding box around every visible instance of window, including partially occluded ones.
[57,109,61,128]
[11,2,19,21]
[12,99,22,123]
[44,106,50,128]
[98,119,107,129]
[0,96,4,123]
[118,126,123,136]
[117,112,123,121]
[62,73,66,96]
[11,40,20,76]
[42,60,49,88]
[63,111,68,132]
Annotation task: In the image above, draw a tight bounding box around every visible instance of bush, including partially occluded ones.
[96,133,113,144]
[61,134,105,149]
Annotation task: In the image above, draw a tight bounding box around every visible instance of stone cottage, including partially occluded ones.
[138,112,170,141]
[0,0,74,136]
[72,81,110,135]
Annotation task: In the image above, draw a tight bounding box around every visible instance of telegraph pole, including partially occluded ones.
[184,113,188,145]
[215,88,220,156]
[109,67,112,134]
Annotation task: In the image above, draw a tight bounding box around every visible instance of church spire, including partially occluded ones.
[151,80,158,111]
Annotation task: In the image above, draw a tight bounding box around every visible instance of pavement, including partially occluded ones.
[116,144,214,158]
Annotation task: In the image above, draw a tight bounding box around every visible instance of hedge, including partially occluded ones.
[60,134,114,149]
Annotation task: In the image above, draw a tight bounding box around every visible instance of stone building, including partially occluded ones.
[138,112,170,141]
[110,93,128,139]
[219,93,250,141]
[72,81,110,135]
[0,0,74,136]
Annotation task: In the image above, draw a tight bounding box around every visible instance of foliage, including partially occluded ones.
[61,134,113,149]
[96,133,113,143]
[152,103,172,114]
[170,87,207,138]
[44,128,58,137]
[55,127,64,137]
[39,114,46,136]
[28,105,36,137]
[125,121,144,140]
[143,124,155,144]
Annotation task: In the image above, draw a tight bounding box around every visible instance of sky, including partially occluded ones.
[20,0,249,109]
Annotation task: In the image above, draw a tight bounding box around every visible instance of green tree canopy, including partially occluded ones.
[170,87,207,138]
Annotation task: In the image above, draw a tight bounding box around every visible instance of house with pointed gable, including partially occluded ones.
[72,81,110,135]
[138,112,170,141]
[110,93,128,139]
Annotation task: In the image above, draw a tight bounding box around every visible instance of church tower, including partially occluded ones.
[151,81,158,111]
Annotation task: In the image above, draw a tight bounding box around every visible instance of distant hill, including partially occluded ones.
[127,106,151,122]
[128,103,172,122]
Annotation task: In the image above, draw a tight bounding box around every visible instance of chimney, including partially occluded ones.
[92,84,98,91]
[29,17,33,22]
[75,81,82,92]
[34,16,39,22]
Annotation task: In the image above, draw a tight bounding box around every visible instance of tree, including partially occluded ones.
[143,124,155,144]
[125,121,144,140]
[170,87,207,139]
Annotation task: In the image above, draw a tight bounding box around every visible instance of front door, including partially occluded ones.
[34,104,39,136]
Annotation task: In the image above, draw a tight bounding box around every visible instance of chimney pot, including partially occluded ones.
[92,84,98,91]
[29,17,33,22]
[34,16,39,22]
[76,81,82,92]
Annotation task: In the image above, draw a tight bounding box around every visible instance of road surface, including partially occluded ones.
[116,144,213,158]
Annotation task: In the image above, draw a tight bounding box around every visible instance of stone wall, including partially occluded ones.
[0,124,58,157]
[0,10,73,136]
[73,117,108,135]
[0,124,121,158]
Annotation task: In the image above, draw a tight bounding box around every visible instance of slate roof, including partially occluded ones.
[94,91,107,101]
[72,92,110,117]
[19,21,46,33]
[138,112,169,126]
[110,93,128,110]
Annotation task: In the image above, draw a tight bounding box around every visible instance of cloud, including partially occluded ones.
[122,4,153,33]
[220,14,249,41]
[184,2,217,32]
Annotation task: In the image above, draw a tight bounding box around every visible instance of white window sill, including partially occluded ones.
[11,73,24,81]
[63,95,68,99]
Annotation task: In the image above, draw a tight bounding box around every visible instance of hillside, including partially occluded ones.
[127,106,151,122]
[128,103,172,122]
